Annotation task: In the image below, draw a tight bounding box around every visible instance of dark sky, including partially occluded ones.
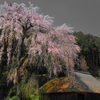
[0,0,100,37]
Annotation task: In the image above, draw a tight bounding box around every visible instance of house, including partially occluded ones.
[39,70,100,100]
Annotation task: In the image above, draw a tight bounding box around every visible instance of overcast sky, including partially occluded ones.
[0,0,100,37]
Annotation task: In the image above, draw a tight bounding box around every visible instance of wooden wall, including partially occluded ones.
[40,92,100,100]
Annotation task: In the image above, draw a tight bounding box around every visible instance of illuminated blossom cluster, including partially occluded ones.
[0,1,80,83]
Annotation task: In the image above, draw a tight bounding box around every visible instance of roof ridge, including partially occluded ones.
[74,70,91,75]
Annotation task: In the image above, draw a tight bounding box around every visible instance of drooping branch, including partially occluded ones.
[0,1,80,85]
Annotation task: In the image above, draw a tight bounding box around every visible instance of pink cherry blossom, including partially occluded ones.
[0,1,80,84]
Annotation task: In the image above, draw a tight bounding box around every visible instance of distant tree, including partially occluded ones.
[0,1,80,98]
[94,37,100,67]
[79,55,89,71]
[74,31,100,75]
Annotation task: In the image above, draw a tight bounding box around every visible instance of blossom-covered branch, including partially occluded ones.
[0,1,80,84]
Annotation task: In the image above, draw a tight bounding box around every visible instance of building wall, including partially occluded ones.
[40,92,100,100]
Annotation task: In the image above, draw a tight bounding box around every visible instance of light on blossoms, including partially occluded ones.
[0,1,80,84]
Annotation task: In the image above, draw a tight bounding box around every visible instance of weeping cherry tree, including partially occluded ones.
[0,1,80,97]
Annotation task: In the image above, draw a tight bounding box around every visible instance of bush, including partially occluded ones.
[9,96,20,100]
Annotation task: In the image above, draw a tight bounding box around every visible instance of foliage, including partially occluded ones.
[9,96,20,100]
[19,73,39,99]
[74,31,100,76]
[4,96,19,100]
